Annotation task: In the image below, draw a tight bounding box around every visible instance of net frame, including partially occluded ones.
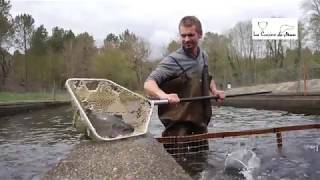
[65,78,155,141]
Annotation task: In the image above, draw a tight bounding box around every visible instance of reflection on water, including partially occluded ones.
[150,106,320,180]
[0,106,319,180]
[0,107,81,180]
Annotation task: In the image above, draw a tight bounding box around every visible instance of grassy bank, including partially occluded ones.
[0,91,70,103]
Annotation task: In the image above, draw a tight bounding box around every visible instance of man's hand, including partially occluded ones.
[144,80,180,104]
[212,90,225,102]
[210,80,225,102]
[159,93,180,104]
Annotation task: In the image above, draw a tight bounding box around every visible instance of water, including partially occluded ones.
[0,106,319,179]
[149,106,320,180]
[0,107,81,180]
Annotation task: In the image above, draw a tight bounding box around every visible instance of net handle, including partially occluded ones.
[152,91,272,105]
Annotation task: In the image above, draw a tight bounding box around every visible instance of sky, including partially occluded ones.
[10,0,305,58]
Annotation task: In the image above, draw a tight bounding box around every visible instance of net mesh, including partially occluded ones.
[66,79,151,140]
[156,126,320,157]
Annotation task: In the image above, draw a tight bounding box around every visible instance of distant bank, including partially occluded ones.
[1,79,320,116]
[0,101,70,117]
[223,79,320,115]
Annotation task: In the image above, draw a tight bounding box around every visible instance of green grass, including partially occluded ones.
[0,91,70,103]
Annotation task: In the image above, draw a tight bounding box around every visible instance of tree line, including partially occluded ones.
[154,0,320,89]
[0,0,320,92]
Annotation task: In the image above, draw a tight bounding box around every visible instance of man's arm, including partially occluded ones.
[144,79,180,103]
[210,79,225,100]
[144,55,181,104]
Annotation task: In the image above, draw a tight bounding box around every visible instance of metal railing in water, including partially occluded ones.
[156,123,320,156]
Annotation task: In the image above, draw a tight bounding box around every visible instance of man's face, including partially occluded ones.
[179,25,202,52]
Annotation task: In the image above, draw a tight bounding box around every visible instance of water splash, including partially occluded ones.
[224,142,261,180]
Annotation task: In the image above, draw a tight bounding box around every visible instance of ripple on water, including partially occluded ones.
[150,106,320,180]
[0,107,81,180]
[1,106,319,180]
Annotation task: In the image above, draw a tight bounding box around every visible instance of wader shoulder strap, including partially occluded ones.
[202,52,208,67]
[201,51,212,125]
[168,55,193,77]
[168,56,185,72]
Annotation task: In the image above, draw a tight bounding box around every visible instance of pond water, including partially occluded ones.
[0,107,81,180]
[0,106,319,180]
[149,106,320,180]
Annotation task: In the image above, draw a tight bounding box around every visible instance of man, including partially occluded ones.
[144,16,225,152]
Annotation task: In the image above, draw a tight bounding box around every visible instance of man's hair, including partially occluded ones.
[179,16,202,35]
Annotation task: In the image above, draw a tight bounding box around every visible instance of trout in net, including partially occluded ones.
[85,108,134,138]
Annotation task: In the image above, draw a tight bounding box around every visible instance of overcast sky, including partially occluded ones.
[10,0,305,58]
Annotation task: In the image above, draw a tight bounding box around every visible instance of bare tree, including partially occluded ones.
[119,30,150,89]
[0,0,13,89]
[265,40,285,68]
[14,14,34,90]
[73,32,96,78]
[227,21,260,84]
[302,0,320,51]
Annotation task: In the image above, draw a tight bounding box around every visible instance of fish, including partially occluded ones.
[85,108,134,138]
[224,148,261,179]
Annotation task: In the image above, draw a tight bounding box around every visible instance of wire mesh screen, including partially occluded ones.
[156,124,320,158]
[162,138,210,157]
[65,78,152,141]
[155,126,319,180]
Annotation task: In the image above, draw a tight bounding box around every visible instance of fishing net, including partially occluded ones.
[156,126,320,179]
[156,124,320,157]
[65,78,152,141]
